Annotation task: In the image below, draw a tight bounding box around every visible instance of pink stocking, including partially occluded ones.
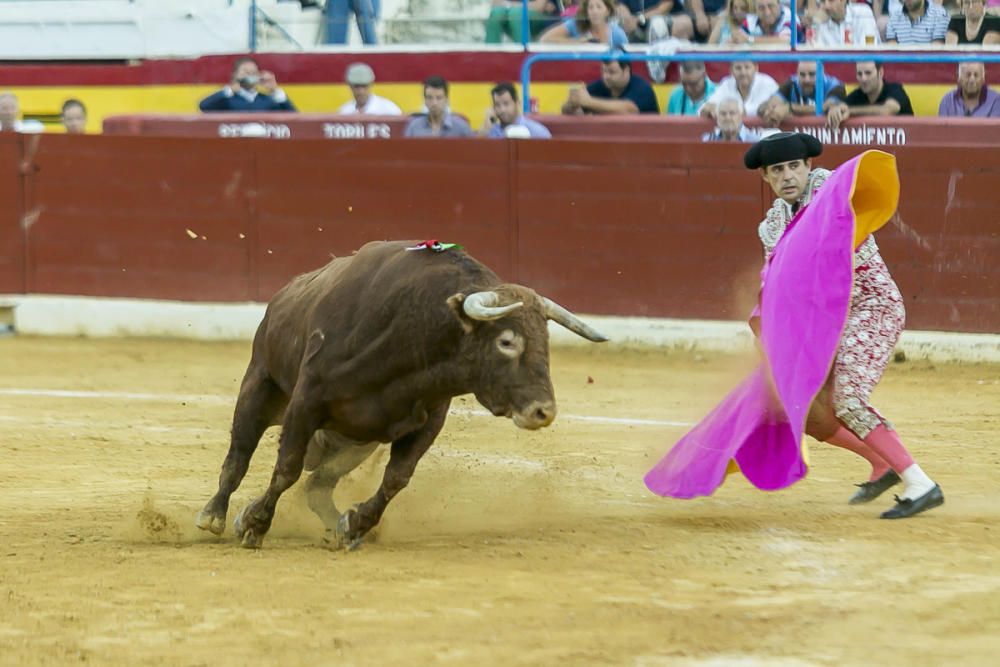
[824,425,891,481]
[861,424,915,475]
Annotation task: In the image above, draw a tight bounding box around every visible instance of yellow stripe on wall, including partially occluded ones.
[10,83,958,133]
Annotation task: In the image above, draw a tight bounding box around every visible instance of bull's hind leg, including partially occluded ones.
[303,435,380,543]
[336,401,450,549]
[233,388,327,549]
[196,366,285,535]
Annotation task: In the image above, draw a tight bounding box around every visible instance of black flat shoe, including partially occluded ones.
[880,484,944,519]
[848,470,901,505]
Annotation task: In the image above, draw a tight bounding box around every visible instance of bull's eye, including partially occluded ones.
[496,329,524,359]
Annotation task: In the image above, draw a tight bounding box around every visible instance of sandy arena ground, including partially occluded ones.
[0,336,998,666]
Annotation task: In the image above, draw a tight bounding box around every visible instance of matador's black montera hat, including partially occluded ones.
[743,132,823,170]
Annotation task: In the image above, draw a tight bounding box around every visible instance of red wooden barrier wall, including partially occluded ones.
[0,134,997,334]
[103,113,1000,148]
[0,135,25,295]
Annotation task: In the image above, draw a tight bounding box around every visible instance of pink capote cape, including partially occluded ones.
[644,150,900,499]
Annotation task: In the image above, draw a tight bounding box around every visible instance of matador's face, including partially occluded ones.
[761,158,812,204]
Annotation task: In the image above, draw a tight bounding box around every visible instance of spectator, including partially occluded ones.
[481,82,551,138]
[872,0,900,39]
[337,63,402,115]
[762,60,848,126]
[199,58,296,113]
[946,0,1000,44]
[667,60,717,115]
[485,0,563,43]
[561,56,660,114]
[885,0,949,44]
[702,97,759,142]
[324,0,378,45]
[827,61,913,130]
[743,0,805,45]
[404,77,474,137]
[701,60,780,119]
[810,0,881,45]
[938,62,1000,117]
[617,0,696,41]
[539,0,628,46]
[60,99,87,134]
[0,92,43,133]
[686,0,729,42]
[707,0,751,45]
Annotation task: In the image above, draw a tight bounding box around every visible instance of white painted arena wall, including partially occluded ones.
[0,0,491,58]
[3,294,1000,364]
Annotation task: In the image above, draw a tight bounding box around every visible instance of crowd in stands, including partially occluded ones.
[293,0,1000,46]
[1,55,996,141]
[194,53,1000,143]
[2,41,999,139]
[484,0,1000,46]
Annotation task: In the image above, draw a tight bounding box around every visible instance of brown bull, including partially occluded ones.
[195,240,607,549]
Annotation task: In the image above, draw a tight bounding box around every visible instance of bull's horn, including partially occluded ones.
[463,291,524,321]
[543,297,609,342]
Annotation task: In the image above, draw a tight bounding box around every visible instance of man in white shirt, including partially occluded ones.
[701,60,780,119]
[337,63,402,115]
[811,0,881,45]
[0,92,44,133]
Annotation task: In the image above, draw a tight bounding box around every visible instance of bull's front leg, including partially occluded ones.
[196,367,284,536]
[337,401,450,549]
[233,392,326,549]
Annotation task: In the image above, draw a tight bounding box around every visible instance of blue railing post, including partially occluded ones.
[521,1,530,49]
[790,0,798,50]
[815,59,826,116]
[522,55,532,113]
[249,0,258,52]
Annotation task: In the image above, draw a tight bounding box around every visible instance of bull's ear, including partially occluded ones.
[447,293,474,333]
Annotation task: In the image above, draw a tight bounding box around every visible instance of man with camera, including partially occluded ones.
[199,57,297,113]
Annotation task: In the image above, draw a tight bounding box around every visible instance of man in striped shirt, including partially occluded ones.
[885,0,949,44]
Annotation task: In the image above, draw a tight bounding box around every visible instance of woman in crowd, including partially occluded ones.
[707,0,753,44]
[539,0,629,46]
[945,0,1000,44]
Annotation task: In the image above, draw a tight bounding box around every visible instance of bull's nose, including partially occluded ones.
[513,400,557,430]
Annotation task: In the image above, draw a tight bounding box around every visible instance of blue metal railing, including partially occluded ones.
[520,50,1000,115]
[249,0,258,51]
[789,1,798,50]
[522,1,530,48]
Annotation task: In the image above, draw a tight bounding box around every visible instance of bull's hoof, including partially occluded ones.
[195,508,226,536]
[239,528,264,549]
[335,509,365,551]
[233,503,267,549]
[321,528,340,550]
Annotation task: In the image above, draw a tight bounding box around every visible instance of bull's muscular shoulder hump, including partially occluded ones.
[349,240,501,290]
[264,240,501,338]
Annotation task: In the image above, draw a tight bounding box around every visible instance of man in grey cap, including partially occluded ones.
[337,63,402,115]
